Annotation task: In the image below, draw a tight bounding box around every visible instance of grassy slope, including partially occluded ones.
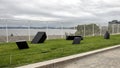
[0,35,120,67]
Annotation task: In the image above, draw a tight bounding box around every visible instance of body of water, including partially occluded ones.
[0,29,76,36]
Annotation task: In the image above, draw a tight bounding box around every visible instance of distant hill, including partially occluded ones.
[0,26,75,29]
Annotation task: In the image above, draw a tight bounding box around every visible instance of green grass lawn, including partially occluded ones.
[0,35,120,67]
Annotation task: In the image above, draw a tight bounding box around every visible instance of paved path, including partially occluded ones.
[59,47,120,68]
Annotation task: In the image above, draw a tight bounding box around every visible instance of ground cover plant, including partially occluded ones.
[0,34,120,67]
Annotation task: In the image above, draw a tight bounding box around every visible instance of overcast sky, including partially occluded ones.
[0,0,120,25]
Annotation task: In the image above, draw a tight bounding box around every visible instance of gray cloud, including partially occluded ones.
[0,0,120,25]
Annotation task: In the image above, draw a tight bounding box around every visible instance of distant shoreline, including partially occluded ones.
[0,27,75,29]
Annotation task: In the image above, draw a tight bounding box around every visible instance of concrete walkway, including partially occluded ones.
[60,47,120,68]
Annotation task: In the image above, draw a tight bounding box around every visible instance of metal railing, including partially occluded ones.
[0,23,120,42]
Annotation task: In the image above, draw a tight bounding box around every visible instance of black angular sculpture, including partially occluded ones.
[66,36,75,40]
[31,32,47,44]
[16,40,29,49]
[72,37,81,44]
[104,31,110,39]
[66,36,83,40]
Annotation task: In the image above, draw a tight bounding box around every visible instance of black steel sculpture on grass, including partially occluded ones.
[31,32,47,44]
[16,40,29,49]
[104,31,110,39]
[66,36,83,40]
[72,37,81,44]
